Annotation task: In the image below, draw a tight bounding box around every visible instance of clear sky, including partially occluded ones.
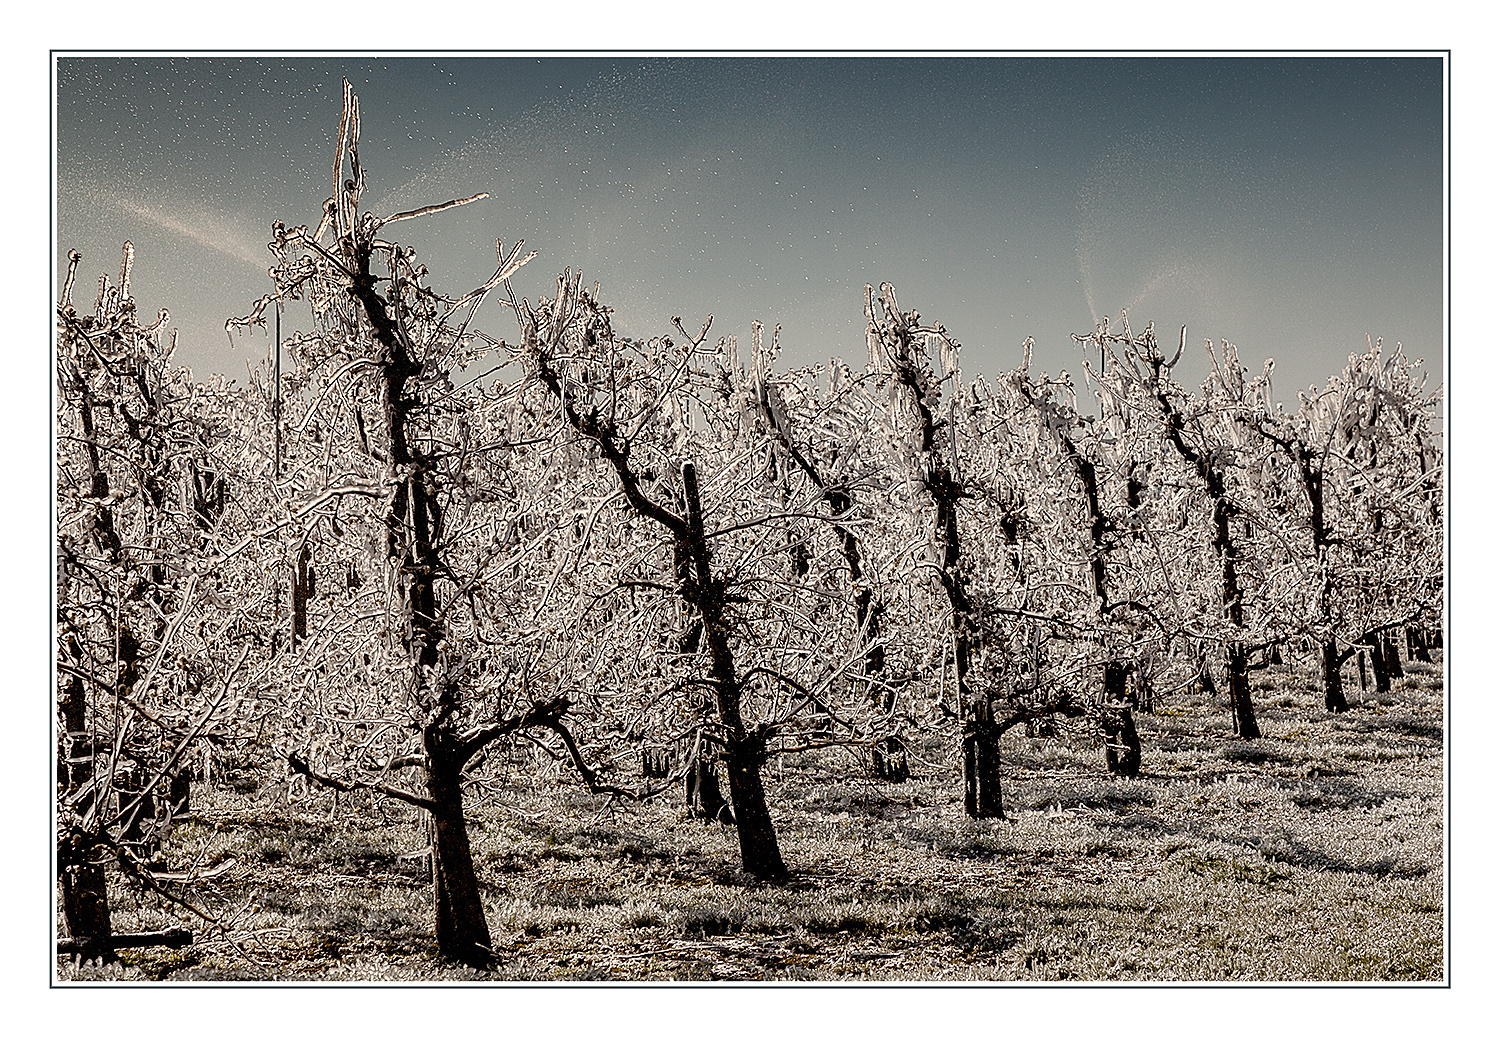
[55,54,1444,398]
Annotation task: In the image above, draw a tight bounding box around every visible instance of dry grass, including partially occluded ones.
[59,656,1444,983]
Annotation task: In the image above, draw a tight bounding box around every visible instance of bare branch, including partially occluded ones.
[287,753,438,814]
[377,192,490,229]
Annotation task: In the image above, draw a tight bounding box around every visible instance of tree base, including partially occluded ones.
[871,737,909,783]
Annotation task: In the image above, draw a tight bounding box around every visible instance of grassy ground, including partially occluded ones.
[58,655,1445,983]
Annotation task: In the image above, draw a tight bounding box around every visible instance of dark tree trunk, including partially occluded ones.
[941,513,1004,818]
[117,786,155,846]
[1102,706,1141,777]
[963,691,1006,819]
[1322,640,1349,713]
[964,732,1006,819]
[1412,628,1433,664]
[722,734,787,880]
[60,733,94,791]
[708,685,786,881]
[1372,650,1392,696]
[292,541,312,646]
[685,741,732,823]
[1227,645,1261,739]
[871,736,909,782]
[59,668,90,791]
[115,762,155,847]
[58,837,115,964]
[59,673,86,747]
[857,585,905,784]
[1363,636,1391,697]
[1357,648,1368,691]
[1383,636,1404,679]
[641,746,672,779]
[1102,662,1141,777]
[167,768,192,820]
[684,464,787,882]
[424,740,495,970]
[1135,667,1154,715]
[867,629,905,782]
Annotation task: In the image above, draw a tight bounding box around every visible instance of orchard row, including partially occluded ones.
[56,83,1441,968]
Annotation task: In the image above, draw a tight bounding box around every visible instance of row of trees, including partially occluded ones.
[56,82,1443,969]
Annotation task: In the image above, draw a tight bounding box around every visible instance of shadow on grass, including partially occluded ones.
[796,789,931,822]
[1252,833,1433,879]
[1333,714,1444,743]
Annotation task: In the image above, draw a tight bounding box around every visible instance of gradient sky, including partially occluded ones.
[54,55,1444,399]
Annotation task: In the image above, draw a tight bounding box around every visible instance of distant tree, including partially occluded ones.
[1081,323,1268,738]
[1009,350,1155,775]
[522,282,805,881]
[863,283,1103,816]
[1246,338,1443,709]
[726,322,903,780]
[862,283,1001,814]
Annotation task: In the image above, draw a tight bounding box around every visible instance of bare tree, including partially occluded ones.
[56,245,251,962]
[1010,355,1147,775]
[862,285,991,813]
[523,283,792,881]
[728,323,903,780]
[230,80,628,967]
[1082,323,1267,738]
[1247,338,1442,710]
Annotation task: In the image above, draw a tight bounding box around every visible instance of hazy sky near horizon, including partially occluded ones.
[55,55,1444,397]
